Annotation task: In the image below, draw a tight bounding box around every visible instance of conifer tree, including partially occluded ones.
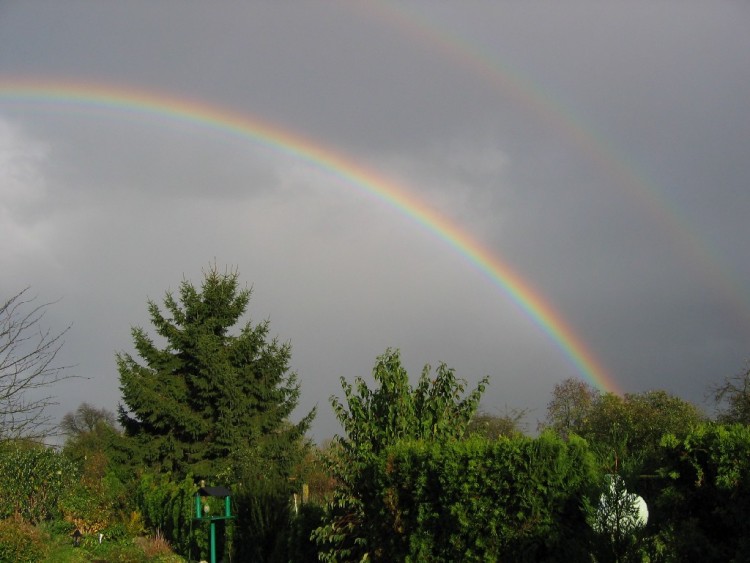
[117,265,314,479]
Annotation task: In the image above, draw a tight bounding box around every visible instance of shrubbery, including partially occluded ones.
[0,443,77,524]
[358,433,599,562]
[135,472,201,558]
[0,516,49,563]
[651,423,750,562]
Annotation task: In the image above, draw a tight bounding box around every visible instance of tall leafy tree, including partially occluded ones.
[117,265,314,479]
[540,377,599,439]
[313,349,488,561]
[582,390,705,467]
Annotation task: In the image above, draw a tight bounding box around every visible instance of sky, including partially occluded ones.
[1,2,749,443]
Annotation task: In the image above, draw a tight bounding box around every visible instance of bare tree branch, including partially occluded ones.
[1,287,74,442]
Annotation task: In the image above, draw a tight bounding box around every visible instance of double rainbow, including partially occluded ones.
[0,77,620,393]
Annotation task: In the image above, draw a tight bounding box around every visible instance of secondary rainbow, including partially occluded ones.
[0,77,621,394]
[360,1,750,329]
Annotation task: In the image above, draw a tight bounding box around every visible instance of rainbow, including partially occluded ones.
[0,77,621,393]
[359,1,750,330]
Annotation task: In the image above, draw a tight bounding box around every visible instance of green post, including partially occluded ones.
[194,484,234,563]
[210,520,217,563]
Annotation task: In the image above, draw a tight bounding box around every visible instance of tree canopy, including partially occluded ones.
[117,265,314,479]
[314,349,489,561]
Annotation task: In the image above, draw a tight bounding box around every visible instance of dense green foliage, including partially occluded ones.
[5,270,749,561]
[0,517,49,563]
[0,443,76,524]
[543,379,705,473]
[135,472,200,558]
[117,265,314,479]
[651,423,750,562]
[114,267,315,560]
[363,434,599,561]
[313,349,489,561]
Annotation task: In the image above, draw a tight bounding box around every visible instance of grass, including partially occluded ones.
[41,530,187,563]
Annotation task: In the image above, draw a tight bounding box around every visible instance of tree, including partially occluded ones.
[542,379,704,467]
[540,377,599,439]
[61,402,117,436]
[467,407,529,439]
[653,424,750,562]
[313,349,488,561]
[1,287,72,442]
[61,402,120,469]
[117,265,314,479]
[712,364,750,424]
[583,390,705,467]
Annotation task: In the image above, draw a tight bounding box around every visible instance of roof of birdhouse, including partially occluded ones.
[198,485,231,497]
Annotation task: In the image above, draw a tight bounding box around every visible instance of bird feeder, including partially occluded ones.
[193,485,235,563]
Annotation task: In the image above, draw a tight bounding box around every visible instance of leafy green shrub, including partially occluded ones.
[284,503,325,563]
[231,484,291,563]
[314,349,489,561]
[40,517,76,537]
[351,433,599,561]
[58,481,111,535]
[0,442,77,523]
[0,516,49,563]
[652,423,750,562]
[135,472,201,558]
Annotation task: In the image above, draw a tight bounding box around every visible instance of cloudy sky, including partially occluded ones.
[1,2,749,442]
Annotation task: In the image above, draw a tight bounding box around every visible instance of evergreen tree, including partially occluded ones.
[117,265,314,479]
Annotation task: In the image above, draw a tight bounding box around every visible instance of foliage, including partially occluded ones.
[117,264,315,480]
[134,472,200,558]
[58,456,128,534]
[1,287,73,442]
[651,423,750,562]
[540,377,599,438]
[229,479,292,562]
[584,390,705,472]
[59,404,133,534]
[39,525,186,563]
[61,402,117,437]
[283,503,325,563]
[313,349,488,561]
[0,441,77,524]
[467,407,529,439]
[543,380,704,474]
[712,364,750,424]
[300,445,339,504]
[584,473,650,563]
[0,516,49,563]
[350,433,599,561]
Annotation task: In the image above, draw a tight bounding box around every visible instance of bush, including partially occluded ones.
[652,423,750,562]
[135,472,202,559]
[0,442,77,524]
[347,433,600,561]
[0,516,49,563]
[284,503,325,563]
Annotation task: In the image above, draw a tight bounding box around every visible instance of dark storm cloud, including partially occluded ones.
[1,1,748,441]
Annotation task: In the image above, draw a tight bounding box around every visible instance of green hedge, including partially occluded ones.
[135,473,204,558]
[0,443,77,524]
[359,433,599,562]
[652,423,750,562]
